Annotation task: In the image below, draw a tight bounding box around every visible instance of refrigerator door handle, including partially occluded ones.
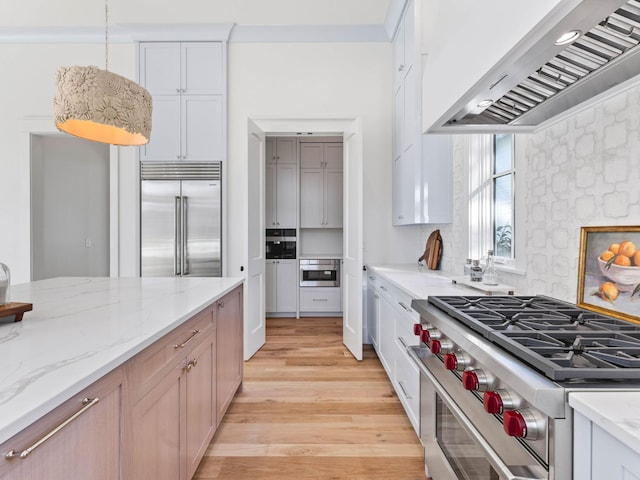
[182,196,188,275]
[175,196,181,276]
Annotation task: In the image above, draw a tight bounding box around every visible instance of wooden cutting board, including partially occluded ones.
[0,302,33,322]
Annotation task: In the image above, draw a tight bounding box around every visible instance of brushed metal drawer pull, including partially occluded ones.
[398,302,410,312]
[397,336,408,349]
[5,397,100,460]
[174,329,202,349]
[397,380,412,399]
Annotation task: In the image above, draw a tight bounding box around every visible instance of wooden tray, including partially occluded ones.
[0,302,33,322]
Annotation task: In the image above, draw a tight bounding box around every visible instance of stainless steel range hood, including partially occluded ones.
[437,0,640,132]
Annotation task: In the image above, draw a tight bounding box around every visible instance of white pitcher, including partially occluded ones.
[0,263,10,306]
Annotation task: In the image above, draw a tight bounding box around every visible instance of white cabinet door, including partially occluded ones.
[182,42,223,95]
[265,260,277,313]
[141,96,181,161]
[324,168,343,228]
[276,260,297,312]
[378,294,396,377]
[140,43,181,95]
[366,278,380,348]
[275,138,297,164]
[393,83,403,160]
[392,13,405,87]
[300,169,324,228]
[265,163,277,228]
[300,143,323,168]
[182,95,223,161]
[275,164,297,229]
[300,142,343,228]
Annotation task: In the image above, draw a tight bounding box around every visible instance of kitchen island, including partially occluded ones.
[0,276,243,479]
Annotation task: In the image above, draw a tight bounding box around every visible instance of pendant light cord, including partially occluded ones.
[104,0,109,71]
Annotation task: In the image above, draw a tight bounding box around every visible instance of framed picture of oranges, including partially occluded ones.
[577,225,640,323]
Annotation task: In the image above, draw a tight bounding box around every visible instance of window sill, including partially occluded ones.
[495,263,527,276]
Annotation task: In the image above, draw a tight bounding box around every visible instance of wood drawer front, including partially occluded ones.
[299,288,341,312]
[131,307,213,399]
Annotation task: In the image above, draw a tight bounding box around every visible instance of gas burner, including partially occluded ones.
[428,294,640,380]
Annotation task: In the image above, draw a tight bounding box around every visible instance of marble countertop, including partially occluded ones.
[569,391,640,455]
[0,276,243,445]
[367,263,498,298]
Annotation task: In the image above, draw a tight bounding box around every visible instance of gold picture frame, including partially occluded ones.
[577,226,640,324]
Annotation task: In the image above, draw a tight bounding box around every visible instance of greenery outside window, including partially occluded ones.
[493,134,515,259]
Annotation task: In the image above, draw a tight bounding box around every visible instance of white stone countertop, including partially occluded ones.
[569,391,640,455]
[0,276,243,445]
[367,263,516,299]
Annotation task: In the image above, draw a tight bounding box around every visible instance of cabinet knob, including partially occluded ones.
[176,155,181,160]
[218,301,225,308]
[176,88,181,93]
[398,64,404,72]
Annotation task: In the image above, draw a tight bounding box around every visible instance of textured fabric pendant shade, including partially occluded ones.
[53,0,152,146]
[54,66,152,146]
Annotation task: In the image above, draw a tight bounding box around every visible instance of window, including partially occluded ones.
[468,134,516,266]
[493,134,515,259]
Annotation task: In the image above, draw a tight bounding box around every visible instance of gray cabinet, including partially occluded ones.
[300,143,343,228]
[266,259,297,314]
[266,138,298,229]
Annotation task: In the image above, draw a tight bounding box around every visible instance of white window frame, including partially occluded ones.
[468,134,526,274]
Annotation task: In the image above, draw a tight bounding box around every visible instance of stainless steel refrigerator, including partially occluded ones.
[141,162,221,277]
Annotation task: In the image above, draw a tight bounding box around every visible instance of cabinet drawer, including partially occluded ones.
[394,346,420,434]
[130,307,213,399]
[299,288,341,312]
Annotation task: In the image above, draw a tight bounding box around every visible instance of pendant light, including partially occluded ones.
[53,0,152,146]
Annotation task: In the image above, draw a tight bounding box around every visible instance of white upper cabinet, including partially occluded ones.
[421,0,570,132]
[139,42,225,162]
[140,42,223,96]
[300,142,343,229]
[392,0,452,225]
[265,138,298,229]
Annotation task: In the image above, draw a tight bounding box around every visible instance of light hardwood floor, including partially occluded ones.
[194,317,425,479]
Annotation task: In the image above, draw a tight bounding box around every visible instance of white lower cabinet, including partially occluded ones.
[574,410,640,480]
[299,287,341,313]
[367,271,420,434]
[265,260,297,313]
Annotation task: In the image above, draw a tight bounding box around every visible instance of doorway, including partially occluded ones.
[245,117,363,362]
[30,134,110,280]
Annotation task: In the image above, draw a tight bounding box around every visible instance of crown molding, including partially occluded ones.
[0,22,390,44]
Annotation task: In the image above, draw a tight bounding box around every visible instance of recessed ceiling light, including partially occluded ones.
[555,30,582,46]
[478,99,493,108]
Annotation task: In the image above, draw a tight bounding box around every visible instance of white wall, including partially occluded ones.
[0,43,136,284]
[437,83,640,302]
[225,42,396,275]
[1,40,404,284]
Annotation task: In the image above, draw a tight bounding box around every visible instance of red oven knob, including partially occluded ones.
[484,389,516,414]
[484,391,504,414]
[503,410,540,440]
[462,369,489,391]
[420,330,430,343]
[430,339,453,355]
[444,352,471,371]
[413,323,423,336]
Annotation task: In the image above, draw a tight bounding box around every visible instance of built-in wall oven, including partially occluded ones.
[299,259,340,287]
[266,229,296,259]
[408,295,640,480]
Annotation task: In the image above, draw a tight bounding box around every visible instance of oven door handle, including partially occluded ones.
[407,347,542,480]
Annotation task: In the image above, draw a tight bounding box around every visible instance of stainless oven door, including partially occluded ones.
[299,260,340,287]
[408,347,547,480]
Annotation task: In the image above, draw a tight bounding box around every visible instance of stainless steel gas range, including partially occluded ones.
[407,295,640,480]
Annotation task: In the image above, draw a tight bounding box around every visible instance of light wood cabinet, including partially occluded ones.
[139,42,225,162]
[0,286,243,480]
[300,143,343,229]
[0,370,124,480]
[216,286,243,425]
[392,0,453,225]
[266,259,297,313]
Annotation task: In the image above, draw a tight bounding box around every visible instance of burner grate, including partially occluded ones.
[428,295,640,380]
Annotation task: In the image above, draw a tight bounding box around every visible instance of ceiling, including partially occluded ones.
[0,0,394,28]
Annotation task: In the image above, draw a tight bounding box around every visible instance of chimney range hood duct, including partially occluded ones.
[440,0,640,132]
